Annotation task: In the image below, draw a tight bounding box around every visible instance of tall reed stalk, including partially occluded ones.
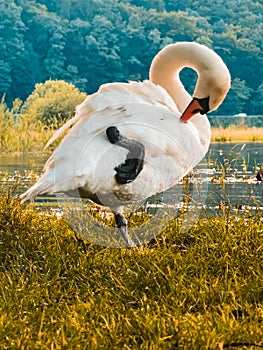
[0,98,55,153]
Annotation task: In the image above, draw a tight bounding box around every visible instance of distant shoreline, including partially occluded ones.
[0,126,262,155]
[211,126,263,142]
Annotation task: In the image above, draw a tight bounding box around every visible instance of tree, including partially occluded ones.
[0,0,262,116]
[249,84,263,115]
[220,78,252,115]
[0,0,26,103]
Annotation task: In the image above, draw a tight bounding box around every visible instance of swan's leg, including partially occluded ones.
[106,126,145,184]
[114,213,136,248]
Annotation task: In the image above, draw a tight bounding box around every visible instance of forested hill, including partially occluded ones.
[1,0,263,115]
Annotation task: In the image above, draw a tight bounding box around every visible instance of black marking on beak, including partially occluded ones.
[180,96,210,122]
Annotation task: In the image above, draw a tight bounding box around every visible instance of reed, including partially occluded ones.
[0,99,54,153]
[1,125,262,154]
[211,126,263,142]
[0,97,262,153]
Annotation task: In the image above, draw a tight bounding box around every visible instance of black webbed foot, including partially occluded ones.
[115,157,144,184]
[106,126,121,144]
[106,126,145,185]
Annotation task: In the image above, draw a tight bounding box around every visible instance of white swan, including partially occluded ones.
[20,42,231,247]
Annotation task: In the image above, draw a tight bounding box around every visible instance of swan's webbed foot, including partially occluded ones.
[114,213,136,248]
[106,126,145,185]
[106,126,122,144]
[114,157,143,184]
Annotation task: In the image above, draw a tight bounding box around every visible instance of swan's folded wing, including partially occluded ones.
[45,80,178,149]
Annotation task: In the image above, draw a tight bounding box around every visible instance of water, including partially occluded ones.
[199,143,262,211]
[0,143,262,212]
[0,153,48,174]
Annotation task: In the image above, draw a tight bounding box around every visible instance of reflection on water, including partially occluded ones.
[0,143,262,213]
[0,153,48,173]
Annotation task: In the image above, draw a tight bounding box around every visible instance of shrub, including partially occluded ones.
[21,80,86,126]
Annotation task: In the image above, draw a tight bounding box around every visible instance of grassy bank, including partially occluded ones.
[0,193,263,349]
[0,98,262,153]
[211,126,263,142]
[0,126,262,154]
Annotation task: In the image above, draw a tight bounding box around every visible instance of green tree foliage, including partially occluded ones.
[0,1,26,98]
[223,78,252,115]
[1,0,262,115]
[250,84,263,115]
[21,80,86,125]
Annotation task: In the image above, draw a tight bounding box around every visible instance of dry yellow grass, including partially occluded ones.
[211,126,263,142]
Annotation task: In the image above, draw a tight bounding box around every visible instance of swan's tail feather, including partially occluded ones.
[20,174,57,203]
[20,183,49,203]
[20,186,42,203]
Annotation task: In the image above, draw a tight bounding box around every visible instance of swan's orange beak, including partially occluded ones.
[180,97,210,123]
[180,99,203,123]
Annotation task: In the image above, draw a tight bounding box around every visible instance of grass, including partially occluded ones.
[211,127,263,142]
[0,191,263,349]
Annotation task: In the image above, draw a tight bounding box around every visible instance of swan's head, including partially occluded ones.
[180,57,231,123]
[150,41,231,123]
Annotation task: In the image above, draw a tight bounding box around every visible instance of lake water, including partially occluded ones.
[0,142,262,213]
[199,142,262,212]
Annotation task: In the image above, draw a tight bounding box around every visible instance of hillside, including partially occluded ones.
[1,0,262,115]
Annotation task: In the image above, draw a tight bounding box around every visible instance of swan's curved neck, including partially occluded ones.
[149,42,217,114]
